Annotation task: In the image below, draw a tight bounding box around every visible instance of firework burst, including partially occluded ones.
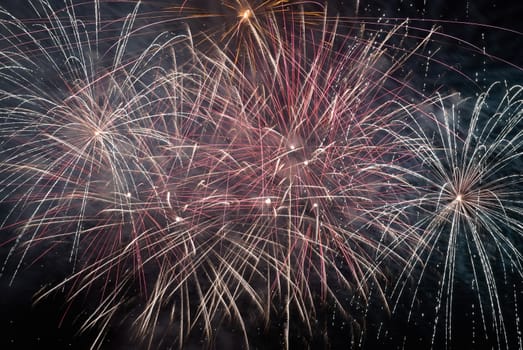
[1,1,522,349]
[0,1,432,348]
[0,0,187,310]
[150,0,326,69]
[385,83,523,349]
[121,9,437,348]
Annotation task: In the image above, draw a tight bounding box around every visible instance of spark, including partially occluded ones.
[239,8,252,22]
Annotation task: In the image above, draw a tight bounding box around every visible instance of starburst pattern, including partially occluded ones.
[386,84,523,349]
[0,1,521,349]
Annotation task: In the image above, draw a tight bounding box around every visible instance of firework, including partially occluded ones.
[145,0,326,69]
[0,0,188,320]
[1,1,521,349]
[0,1,432,348]
[125,9,442,349]
[385,83,523,349]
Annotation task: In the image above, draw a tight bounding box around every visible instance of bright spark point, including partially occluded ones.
[240,9,252,22]
[126,192,131,198]
[175,216,182,223]
[264,198,272,205]
[303,160,309,166]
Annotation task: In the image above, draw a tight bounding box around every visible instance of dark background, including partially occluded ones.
[0,1,521,349]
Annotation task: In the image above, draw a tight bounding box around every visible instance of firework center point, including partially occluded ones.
[240,9,252,22]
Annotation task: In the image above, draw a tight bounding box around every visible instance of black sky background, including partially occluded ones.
[0,1,522,349]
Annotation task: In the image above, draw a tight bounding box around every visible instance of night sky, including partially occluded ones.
[0,1,522,349]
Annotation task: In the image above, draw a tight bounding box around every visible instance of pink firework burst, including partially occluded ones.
[94,7,435,348]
